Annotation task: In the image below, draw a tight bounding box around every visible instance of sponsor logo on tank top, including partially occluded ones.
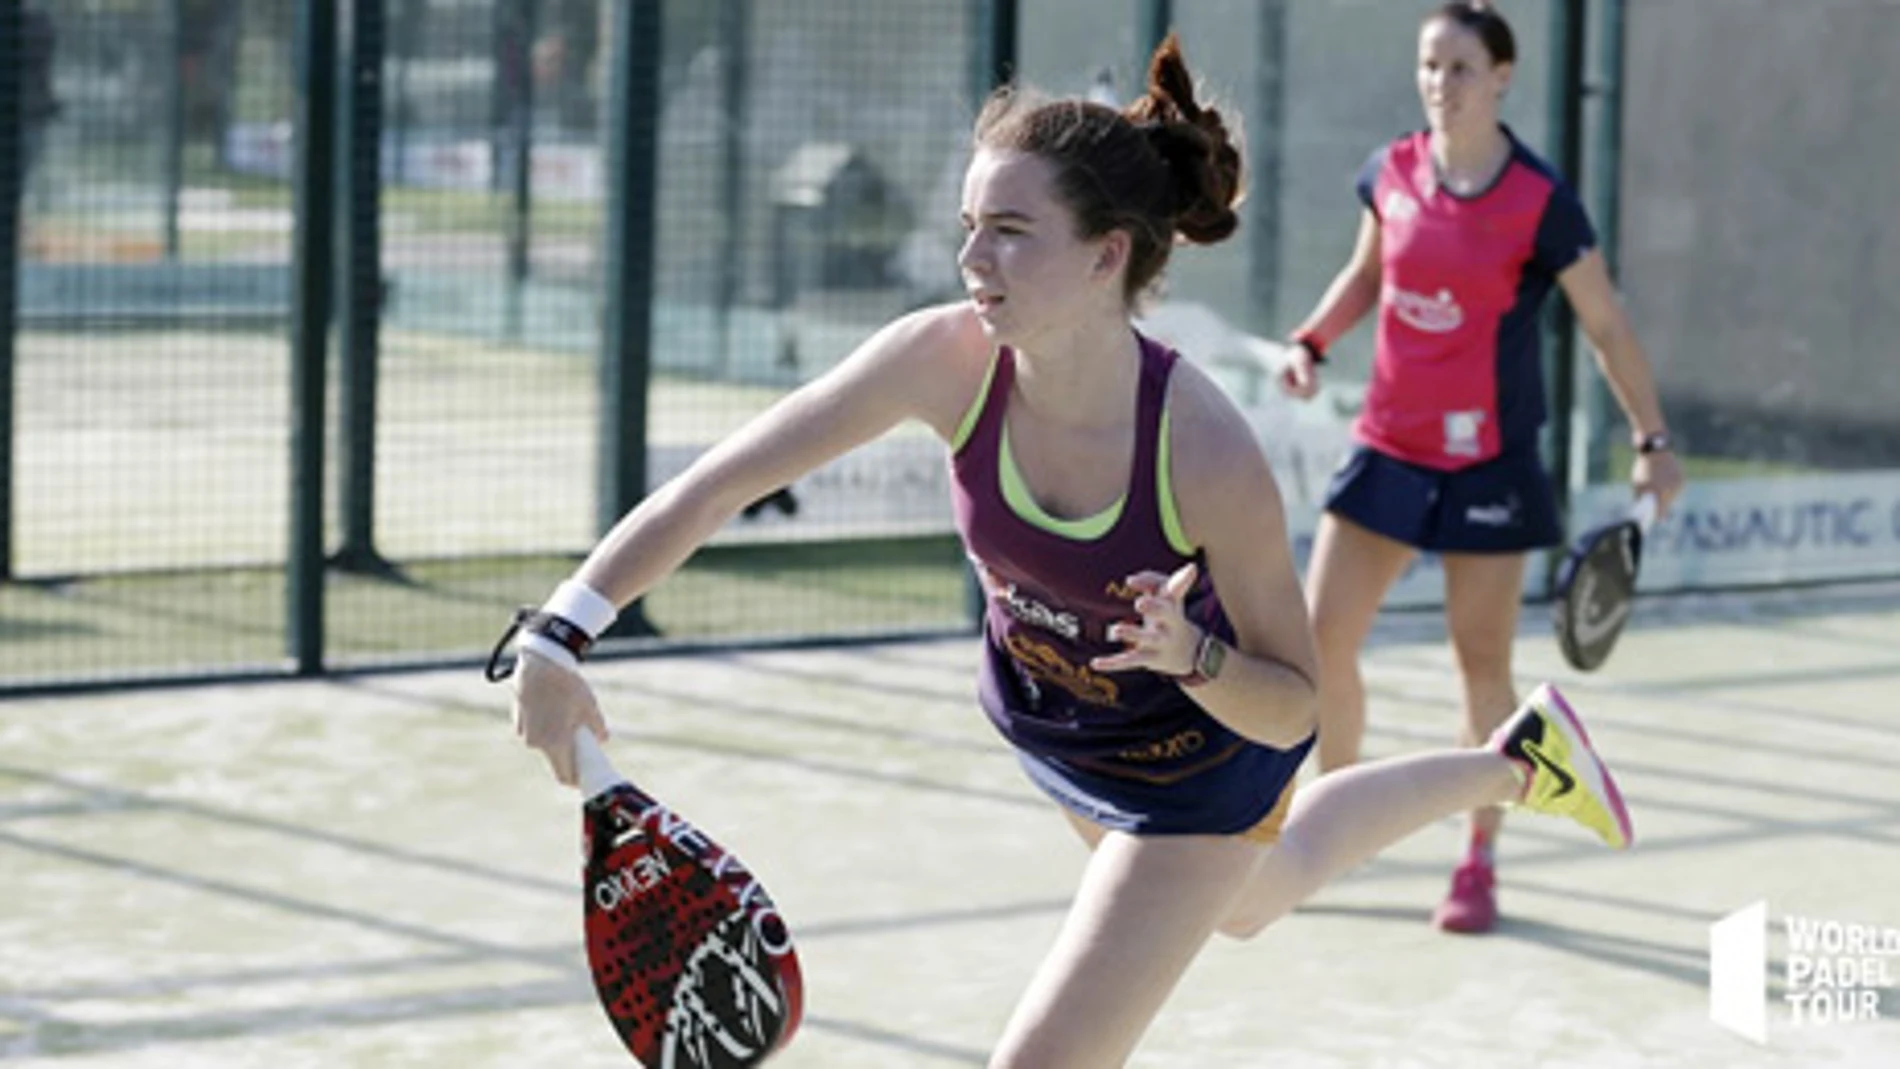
[1389,284,1464,334]
[1003,631,1119,706]
[998,582,1082,641]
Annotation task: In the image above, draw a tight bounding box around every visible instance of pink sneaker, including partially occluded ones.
[1432,859,1497,934]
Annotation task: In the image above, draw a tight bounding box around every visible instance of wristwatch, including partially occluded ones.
[1634,431,1673,455]
[1179,630,1228,688]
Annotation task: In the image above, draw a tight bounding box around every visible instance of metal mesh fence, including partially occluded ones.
[5,1,298,685]
[5,0,1899,691]
[1,0,978,689]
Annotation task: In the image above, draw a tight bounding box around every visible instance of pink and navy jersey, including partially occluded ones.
[1354,127,1596,470]
[949,333,1311,836]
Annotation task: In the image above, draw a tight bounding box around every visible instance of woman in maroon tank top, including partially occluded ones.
[503,33,1636,1067]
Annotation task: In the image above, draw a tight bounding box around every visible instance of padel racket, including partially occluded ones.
[1552,493,1658,672]
[574,728,804,1067]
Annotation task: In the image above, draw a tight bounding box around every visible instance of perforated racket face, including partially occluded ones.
[583,784,804,1068]
[1555,520,1643,672]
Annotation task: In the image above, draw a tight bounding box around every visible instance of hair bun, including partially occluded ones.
[1125,34,1242,245]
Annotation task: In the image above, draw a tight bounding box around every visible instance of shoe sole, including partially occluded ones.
[1434,915,1497,935]
[1533,683,1635,849]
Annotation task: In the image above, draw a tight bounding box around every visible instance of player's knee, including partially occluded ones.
[1448,620,1515,680]
[1216,831,1323,941]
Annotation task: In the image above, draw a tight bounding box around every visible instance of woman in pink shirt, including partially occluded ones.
[1280,1,1683,934]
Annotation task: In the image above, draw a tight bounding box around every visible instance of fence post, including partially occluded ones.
[594,0,662,639]
[504,0,536,340]
[162,0,185,259]
[972,0,1017,101]
[333,0,393,576]
[961,0,1018,632]
[1543,0,1587,595]
[714,0,749,378]
[1247,0,1288,338]
[1137,0,1171,65]
[0,0,20,580]
[288,0,338,673]
[1582,0,1625,486]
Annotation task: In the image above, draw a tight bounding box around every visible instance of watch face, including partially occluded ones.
[1199,636,1227,681]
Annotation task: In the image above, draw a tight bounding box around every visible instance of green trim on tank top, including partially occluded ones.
[997,411,1194,555]
[949,352,999,453]
[1155,410,1192,556]
[953,348,1195,554]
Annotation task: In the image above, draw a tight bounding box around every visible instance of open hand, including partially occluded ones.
[1091,562,1202,676]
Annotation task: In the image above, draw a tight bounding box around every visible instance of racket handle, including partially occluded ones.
[573,726,625,800]
[1630,492,1659,530]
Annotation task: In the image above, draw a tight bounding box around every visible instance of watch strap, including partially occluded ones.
[1178,630,1227,688]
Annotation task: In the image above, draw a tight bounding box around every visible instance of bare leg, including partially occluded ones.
[1304,513,1417,772]
[989,831,1266,1069]
[1217,749,1521,938]
[1440,553,1529,850]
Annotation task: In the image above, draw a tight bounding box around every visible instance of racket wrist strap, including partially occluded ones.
[482,581,618,681]
[520,581,619,669]
[543,579,619,637]
[517,628,584,672]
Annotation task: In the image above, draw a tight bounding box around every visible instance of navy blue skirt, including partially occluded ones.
[1015,732,1315,838]
[1324,444,1563,553]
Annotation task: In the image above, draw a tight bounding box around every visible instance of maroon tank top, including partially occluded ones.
[950,332,1252,786]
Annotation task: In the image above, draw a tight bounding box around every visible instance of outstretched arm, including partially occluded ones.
[512,303,990,781]
[574,309,963,604]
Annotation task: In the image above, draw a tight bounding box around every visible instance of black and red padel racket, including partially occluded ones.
[574,728,804,1067]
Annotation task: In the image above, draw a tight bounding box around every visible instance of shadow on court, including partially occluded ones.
[2,584,1898,1067]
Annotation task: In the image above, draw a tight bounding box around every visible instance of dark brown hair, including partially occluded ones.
[1426,1,1517,66]
[973,34,1242,304]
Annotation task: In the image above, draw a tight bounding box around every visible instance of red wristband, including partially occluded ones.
[1291,331,1327,365]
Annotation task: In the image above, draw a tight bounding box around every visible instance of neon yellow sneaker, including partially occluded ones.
[1489,683,1634,849]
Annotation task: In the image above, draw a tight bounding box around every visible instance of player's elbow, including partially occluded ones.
[1248,680,1318,750]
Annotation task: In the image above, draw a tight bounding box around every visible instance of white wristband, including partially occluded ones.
[517,632,581,673]
[542,579,618,639]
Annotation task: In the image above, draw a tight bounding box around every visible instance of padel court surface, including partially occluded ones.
[3,585,1898,1067]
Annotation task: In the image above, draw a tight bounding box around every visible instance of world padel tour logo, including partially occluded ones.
[1710,901,1898,1043]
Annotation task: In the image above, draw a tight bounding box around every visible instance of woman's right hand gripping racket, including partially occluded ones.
[574,728,804,1067]
[1551,493,1658,672]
